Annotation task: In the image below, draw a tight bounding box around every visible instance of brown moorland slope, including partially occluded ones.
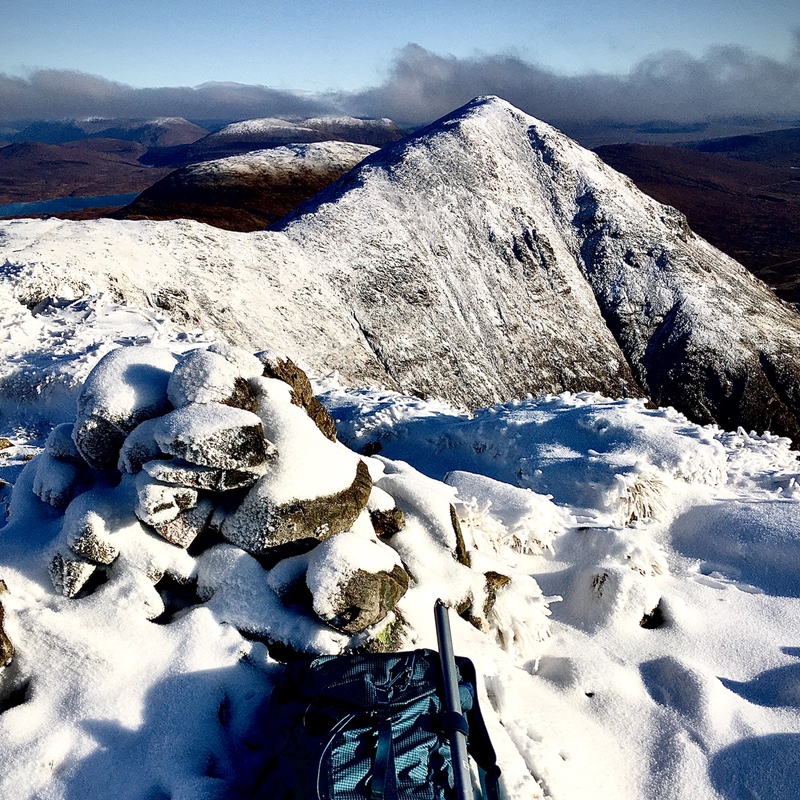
[0,139,171,204]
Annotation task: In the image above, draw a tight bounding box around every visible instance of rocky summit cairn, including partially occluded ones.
[26,343,440,646]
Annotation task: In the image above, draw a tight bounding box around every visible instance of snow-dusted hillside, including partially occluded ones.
[3,96,799,441]
[278,96,800,439]
[0,217,397,418]
[1,94,800,798]
[144,114,406,167]
[0,287,798,800]
[116,142,377,230]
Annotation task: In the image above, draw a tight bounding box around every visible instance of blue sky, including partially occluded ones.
[1,0,798,126]
[2,0,798,90]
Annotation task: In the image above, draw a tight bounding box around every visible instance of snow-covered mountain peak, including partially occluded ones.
[2,95,799,439]
[212,118,309,137]
[277,95,800,440]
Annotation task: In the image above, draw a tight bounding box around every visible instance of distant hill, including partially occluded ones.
[593,143,800,303]
[113,142,377,231]
[680,127,800,169]
[0,139,172,204]
[141,116,406,168]
[8,117,208,148]
[0,115,405,214]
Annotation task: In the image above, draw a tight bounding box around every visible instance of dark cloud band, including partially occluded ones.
[2,34,799,127]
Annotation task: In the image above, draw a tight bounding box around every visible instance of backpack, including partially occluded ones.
[249,648,501,800]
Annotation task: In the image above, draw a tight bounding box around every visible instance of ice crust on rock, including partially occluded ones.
[207,342,264,380]
[134,471,198,527]
[72,345,179,469]
[32,451,86,509]
[118,417,165,474]
[44,423,84,463]
[168,347,257,411]
[154,402,275,469]
[143,457,263,492]
[153,497,215,548]
[446,470,573,554]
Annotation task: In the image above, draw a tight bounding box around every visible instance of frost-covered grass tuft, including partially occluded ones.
[608,470,669,527]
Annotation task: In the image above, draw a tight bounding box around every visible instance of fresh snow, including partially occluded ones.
[175,141,377,185]
[0,286,797,800]
[0,97,799,800]
[5,96,800,439]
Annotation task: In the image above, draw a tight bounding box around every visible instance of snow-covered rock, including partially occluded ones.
[153,403,275,470]
[306,529,408,633]
[143,457,262,492]
[167,347,258,411]
[72,346,178,469]
[220,459,373,556]
[257,350,337,440]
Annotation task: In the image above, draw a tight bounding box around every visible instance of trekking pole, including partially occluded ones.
[434,599,473,800]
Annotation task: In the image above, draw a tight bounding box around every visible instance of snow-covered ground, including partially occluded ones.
[0,271,798,800]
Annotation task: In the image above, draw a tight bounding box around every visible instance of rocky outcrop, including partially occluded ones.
[0,581,13,668]
[257,350,338,441]
[32,344,412,636]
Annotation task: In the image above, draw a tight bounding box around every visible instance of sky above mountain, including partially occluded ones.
[1,0,799,126]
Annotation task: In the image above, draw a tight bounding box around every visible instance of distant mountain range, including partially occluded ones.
[138,116,406,168]
[2,117,208,148]
[3,97,799,443]
[0,115,406,212]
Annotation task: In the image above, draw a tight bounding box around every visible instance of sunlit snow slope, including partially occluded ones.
[2,95,799,438]
[0,93,799,799]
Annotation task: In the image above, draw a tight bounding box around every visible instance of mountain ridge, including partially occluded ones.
[277,96,800,439]
[2,96,800,441]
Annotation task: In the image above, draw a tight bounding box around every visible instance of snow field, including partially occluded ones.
[0,302,797,797]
